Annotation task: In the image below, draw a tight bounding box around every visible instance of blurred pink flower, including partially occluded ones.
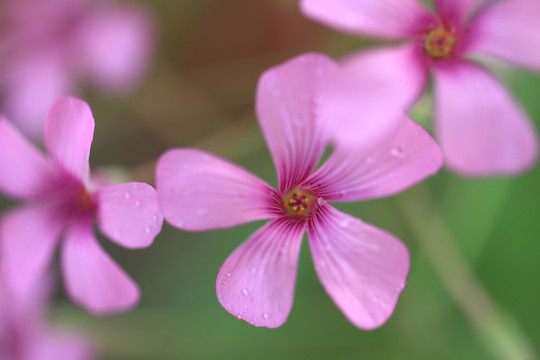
[0,97,163,314]
[156,54,443,329]
[0,277,94,360]
[0,0,156,140]
[301,0,539,176]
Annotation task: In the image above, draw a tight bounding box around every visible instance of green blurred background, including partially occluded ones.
[1,1,539,359]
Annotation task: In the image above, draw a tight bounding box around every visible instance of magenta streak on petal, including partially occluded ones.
[156,149,280,231]
[256,53,337,192]
[216,218,305,328]
[305,117,443,202]
[308,205,410,330]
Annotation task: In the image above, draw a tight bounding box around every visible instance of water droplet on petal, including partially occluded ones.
[318,197,327,206]
[262,313,269,319]
[250,267,256,274]
[124,192,131,199]
[391,146,404,157]
[144,226,151,234]
[135,200,140,207]
[226,272,232,277]
[152,215,157,222]
[339,218,350,228]
[242,288,249,296]
[249,321,255,325]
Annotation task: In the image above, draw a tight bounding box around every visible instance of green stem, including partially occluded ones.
[398,185,536,360]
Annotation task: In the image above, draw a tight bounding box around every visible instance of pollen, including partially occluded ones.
[282,188,317,218]
[425,26,456,58]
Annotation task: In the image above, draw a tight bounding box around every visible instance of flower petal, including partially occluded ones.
[308,206,410,330]
[435,0,480,25]
[216,218,305,328]
[44,97,95,181]
[30,332,94,360]
[1,51,73,141]
[300,0,432,39]
[321,45,428,148]
[95,182,163,249]
[433,62,538,176]
[256,53,337,192]
[306,117,443,202]
[74,3,155,92]
[468,0,540,71]
[61,221,139,314]
[156,149,278,231]
[0,117,55,199]
[1,204,63,300]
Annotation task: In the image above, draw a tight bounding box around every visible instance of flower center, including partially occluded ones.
[425,26,456,58]
[282,189,316,218]
[74,186,96,213]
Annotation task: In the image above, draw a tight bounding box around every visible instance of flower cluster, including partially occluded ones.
[0,1,538,357]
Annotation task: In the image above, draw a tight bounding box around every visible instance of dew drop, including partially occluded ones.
[317,197,327,206]
[226,272,232,277]
[250,267,256,274]
[339,218,350,228]
[236,314,242,320]
[132,184,139,190]
[391,146,404,157]
[249,321,255,325]
[242,288,249,296]
[152,215,157,222]
[134,200,140,207]
[144,226,151,234]
[262,313,269,319]
[124,192,131,200]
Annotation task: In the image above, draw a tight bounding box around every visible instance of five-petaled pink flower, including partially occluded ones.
[0,0,156,140]
[0,97,163,314]
[301,0,539,176]
[156,54,443,329]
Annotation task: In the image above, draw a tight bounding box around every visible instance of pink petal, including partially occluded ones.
[156,149,278,231]
[306,117,443,202]
[44,97,95,181]
[30,332,94,360]
[433,62,538,176]
[300,0,432,39]
[321,45,428,147]
[435,0,480,25]
[73,3,156,93]
[256,53,337,192]
[0,204,63,300]
[468,0,540,71]
[1,51,73,141]
[61,221,139,314]
[216,218,305,328]
[308,206,410,330]
[0,117,55,199]
[95,182,163,249]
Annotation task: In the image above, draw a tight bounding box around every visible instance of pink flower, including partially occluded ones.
[0,97,163,314]
[0,0,156,140]
[156,54,443,329]
[300,0,539,176]
[0,277,94,360]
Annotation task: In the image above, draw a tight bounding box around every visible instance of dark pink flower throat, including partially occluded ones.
[74,185,96,214]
